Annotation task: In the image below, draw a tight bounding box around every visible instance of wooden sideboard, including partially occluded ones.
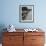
[2,29,45,46]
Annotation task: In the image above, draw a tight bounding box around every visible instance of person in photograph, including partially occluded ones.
[22,7,32,20]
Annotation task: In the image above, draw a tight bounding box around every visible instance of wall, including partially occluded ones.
[0,0,46,29]
[0,0,46,43]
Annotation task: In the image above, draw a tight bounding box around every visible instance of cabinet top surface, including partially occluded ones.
[3,29,45,33]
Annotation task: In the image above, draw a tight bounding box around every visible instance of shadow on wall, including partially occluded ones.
[0,24,7,43]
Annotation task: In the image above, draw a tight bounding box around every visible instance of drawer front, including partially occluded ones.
[3,36,23,44]
[24,32,44,36]
[32,36,45,44]
[32,44,44,46]
[24,36,32,46]
[3,43,23,46]
[3,32,23,36]
[24,32,45,46]
[3,32,24,46]
[3,36,23,46]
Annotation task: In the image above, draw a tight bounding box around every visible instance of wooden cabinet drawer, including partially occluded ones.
[24,32,45,46]
[32,44,44,46]
[3,41,23,46]
[32,36,45,44]
[3,36,23,46]
[3,32,23,36]
[3,36,23,44]
[24,32,44,36]
[3,44,15,46]
[24,36,32,46]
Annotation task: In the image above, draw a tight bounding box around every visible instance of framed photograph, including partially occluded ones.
[19,5,34,23]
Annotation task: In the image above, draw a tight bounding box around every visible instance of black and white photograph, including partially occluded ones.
[19,5,34,23]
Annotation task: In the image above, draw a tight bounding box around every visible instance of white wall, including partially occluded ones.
[0,0,46,29]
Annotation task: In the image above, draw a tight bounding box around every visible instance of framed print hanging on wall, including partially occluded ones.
[19,5,34,23]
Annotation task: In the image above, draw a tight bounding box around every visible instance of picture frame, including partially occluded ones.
[19,5,34,23]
